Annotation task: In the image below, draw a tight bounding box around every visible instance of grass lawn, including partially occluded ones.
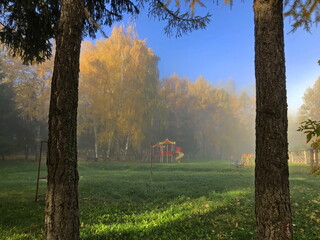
[0,159,319,240]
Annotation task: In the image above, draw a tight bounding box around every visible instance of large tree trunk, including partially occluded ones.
[254,0,293,239]
[45,0,84,239]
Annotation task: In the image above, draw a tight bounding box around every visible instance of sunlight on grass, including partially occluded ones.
[81,190,253,239]
[0,160,319,240]
[290,178,306,181]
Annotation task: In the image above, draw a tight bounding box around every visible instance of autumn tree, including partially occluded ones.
[79,26,160,160]
[228,91,255,157]
[288,114,308,150]
[160,74,197,154]
[297,77,320,173]
[299,77,320,120]
[159,73,255,159]
[189,76,230,158]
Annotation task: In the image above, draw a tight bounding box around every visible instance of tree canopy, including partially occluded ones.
[299,77,320,120]
[0,0,210,64]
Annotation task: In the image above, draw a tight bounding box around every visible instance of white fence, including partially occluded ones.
[288,149,319,164]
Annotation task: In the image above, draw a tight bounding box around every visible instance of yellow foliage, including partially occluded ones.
[79,25,160,153]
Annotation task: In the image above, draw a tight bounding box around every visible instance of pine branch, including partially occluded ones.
[148,0,211,37]
[84,7,108,38]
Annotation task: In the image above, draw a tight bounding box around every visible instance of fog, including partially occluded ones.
[0,25,317,163]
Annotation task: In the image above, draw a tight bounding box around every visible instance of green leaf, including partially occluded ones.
[304,130,313,134]
[306,133,313,143]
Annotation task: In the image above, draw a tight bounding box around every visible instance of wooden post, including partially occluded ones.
[310,149,314,169]
[289,152,293,164]
[35,140,47,202]
[314,149,319,168]
[303,150,307,164]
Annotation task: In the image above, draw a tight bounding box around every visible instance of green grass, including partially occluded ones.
[0,159,319,239]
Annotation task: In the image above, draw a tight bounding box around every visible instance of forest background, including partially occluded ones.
[0,25,316,162]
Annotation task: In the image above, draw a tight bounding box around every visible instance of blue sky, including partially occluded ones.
[98,1,320,114]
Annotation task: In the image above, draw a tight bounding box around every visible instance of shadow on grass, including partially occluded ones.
[2,161,318,239]
[0,199,44,239]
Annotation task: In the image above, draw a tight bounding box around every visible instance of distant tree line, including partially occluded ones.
[0,52,51,160]
[3,25,319,162]
[0,26,255,161]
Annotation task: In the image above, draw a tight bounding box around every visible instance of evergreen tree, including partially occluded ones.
[0,1,209,239]
[0,76,32,160]
[0,81,18,159]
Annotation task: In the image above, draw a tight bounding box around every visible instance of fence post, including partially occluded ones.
[310,149,314,168]
[314,149,319,167]
[289,152,292,164]
[303,150,307,164]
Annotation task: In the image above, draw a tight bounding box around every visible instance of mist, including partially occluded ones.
[1,25,316,163]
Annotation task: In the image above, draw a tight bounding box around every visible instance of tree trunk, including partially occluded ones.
[45,0,84,239]
[254,0,293,239]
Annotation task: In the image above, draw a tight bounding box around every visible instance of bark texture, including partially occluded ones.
[254,0,293,239]
[45,0,84,239]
